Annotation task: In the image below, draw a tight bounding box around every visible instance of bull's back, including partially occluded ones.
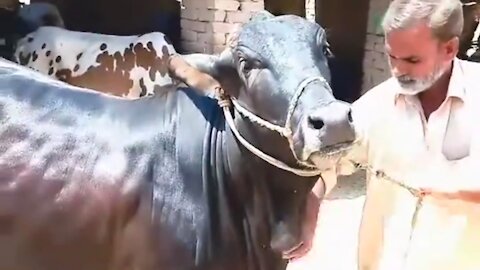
[0,60,263,269]
[0,59,179,270]
[0,59,242,270]
[14,26,177,98]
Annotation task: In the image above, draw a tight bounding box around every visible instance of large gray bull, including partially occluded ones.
[0,11,355,270]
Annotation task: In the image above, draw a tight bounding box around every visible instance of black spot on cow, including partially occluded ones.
[48,67,54,75]
[55,56,61,63]
[73,64,80,72]
[139,78,147,97]
[164,35,173,46]
[27,37,33,42]
[100,43,107,51]
[76,52,83,60]
[41,43,46,49]
[49,59,53,66]
[46,50,51,57]
[32,51,38,62]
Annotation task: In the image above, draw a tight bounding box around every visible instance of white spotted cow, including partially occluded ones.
[13,3,179,98]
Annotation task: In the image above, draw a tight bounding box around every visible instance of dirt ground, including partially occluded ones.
[287,170,367,270]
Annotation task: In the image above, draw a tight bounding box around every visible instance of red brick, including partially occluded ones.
[180,7,198,20]
[198,9,226,22]
[207,22,237,33]
[213,45,226,54]
[240,2,264,12]
[364,35,375,51]
[181,29,198,42]
[182,0,207,8]
[198,32,226,45]
[181,19,207,33]
[225,11,251,23]
[182,41,208,54]
[210,1,240,11]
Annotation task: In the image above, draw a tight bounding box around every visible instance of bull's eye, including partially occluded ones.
[323,45,333,58]
[239,57,254,74]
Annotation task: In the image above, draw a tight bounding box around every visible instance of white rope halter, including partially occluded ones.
[216,76,332,177]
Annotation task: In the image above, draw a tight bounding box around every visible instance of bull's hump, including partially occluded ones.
[1,95,126,175]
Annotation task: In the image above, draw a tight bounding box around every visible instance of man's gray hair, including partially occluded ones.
[382,0,464,42]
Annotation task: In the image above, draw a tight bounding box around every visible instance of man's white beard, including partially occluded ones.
[393,64,447,95]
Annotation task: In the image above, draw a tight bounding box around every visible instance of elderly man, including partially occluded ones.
[286,0,480,269]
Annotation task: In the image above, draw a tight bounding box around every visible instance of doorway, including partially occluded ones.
[264,0,305,17]
[316,0,370,102]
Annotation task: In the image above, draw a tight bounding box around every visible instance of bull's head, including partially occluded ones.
[182,11,355,167]
[178,11,356,254]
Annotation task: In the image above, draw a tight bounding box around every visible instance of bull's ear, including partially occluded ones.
[249,10,275,22]
[174,50,241,97]
[180,47,235,76]
[177,53,220,78]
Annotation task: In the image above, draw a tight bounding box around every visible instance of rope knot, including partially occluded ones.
[215,86,231,108]
[218,99,231,108]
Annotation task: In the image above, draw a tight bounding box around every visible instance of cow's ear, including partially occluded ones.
[172,51,241,97]
[180,47,236,77]
[249,10,275,22]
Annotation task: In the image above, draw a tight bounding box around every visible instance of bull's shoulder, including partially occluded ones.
[454,59,480,103]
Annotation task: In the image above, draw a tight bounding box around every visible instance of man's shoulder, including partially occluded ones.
[353,77,397,109]
[458,57,480,69]
[457,58,480,81]
[456,58,480,100]
[350,77,397,132]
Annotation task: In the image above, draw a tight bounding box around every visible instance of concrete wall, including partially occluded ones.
[316,0,370,102]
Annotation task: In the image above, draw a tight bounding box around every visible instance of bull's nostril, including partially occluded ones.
[347,110,353,123]
[308,116,325,130]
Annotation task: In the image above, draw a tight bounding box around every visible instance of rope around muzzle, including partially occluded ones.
[214,76,331,177]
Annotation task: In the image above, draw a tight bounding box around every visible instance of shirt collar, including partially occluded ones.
[394,57,466,105]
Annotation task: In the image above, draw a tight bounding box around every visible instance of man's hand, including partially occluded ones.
[282,190,321,260]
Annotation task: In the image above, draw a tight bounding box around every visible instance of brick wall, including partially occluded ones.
[180,0,264,54]
[361,0,391,94]
[179,0,393,95]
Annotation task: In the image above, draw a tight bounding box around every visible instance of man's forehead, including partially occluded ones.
[385,23,438,55]
[385,22,435,43]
